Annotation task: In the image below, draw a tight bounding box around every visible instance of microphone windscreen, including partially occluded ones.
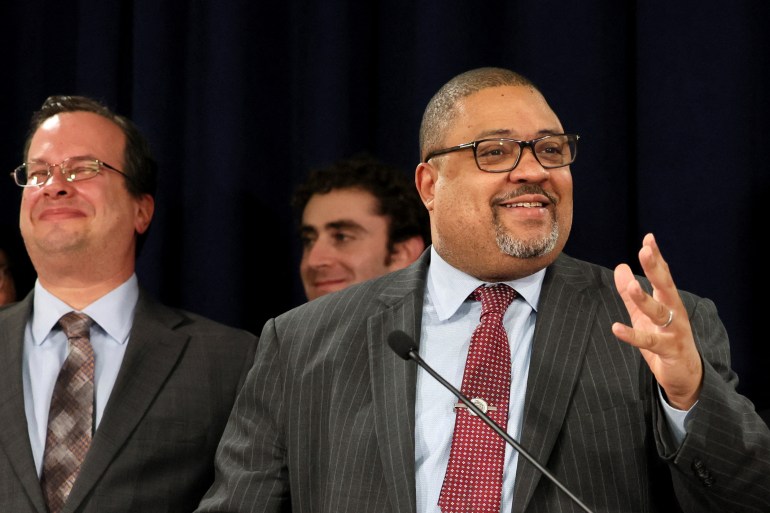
[387,330,416,360]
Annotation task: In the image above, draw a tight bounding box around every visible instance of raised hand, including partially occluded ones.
[612,233,702,410]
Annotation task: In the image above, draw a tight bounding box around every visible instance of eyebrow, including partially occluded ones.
[475,128,562,139]
[300,219,368,235]
[27,154,101,164]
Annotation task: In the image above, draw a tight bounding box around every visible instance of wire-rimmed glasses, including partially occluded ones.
[10,157,127,187]
[424,133,579,173]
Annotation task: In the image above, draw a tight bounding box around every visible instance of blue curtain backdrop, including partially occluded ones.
[1,1,768,410]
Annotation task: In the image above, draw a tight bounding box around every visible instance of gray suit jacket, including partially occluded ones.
[198,251,770,512]
[0,289,258,513]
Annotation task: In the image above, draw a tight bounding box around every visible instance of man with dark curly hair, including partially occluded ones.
[292,153,430,300]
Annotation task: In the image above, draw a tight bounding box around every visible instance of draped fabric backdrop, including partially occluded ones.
[2,1,768,410]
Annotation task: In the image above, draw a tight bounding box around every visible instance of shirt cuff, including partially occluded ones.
[658,385,697,446]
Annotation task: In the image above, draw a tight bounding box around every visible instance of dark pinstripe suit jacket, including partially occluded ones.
[0,289,258,513]
[199,251,770,512]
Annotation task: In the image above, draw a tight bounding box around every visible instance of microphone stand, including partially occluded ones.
[407,347,595,513]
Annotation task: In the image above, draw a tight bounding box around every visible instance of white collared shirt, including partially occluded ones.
[415,247,543,513]
[22,275,139,476]
[414,247,690,513]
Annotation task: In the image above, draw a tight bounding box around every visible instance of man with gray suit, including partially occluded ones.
[197,68,770,512]
[0,95,257,513]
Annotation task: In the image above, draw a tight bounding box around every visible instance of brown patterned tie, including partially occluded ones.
[40,312,95,513]
[439,284,517,513]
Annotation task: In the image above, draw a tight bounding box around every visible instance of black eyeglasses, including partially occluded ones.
[10,157,128,188]
[423,133,579,173]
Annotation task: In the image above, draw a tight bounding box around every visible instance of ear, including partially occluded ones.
[388,235,426,270]
[415,162,437,212]
[134,194,155,235]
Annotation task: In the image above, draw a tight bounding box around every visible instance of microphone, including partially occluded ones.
[388,330,595,513]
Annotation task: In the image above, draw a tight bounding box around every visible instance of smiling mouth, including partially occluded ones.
[497,184,558,209]
[39,212,86,221]
[504,202,545,208]
[314,279,347,288]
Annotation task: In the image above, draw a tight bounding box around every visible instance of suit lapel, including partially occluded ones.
[0,295,49,513]
[368,253,428,513]
[512,256,597,512]
[64,292,190,512]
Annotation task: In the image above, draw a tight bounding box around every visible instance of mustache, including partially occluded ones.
[496,184,558,206]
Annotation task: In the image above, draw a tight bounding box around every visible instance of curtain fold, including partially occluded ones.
[1,0,768,408]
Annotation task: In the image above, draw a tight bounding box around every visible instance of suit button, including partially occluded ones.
[691,458,715,487]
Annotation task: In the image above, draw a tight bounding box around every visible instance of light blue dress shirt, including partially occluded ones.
[22,275,139,476]
[414,248,691,513]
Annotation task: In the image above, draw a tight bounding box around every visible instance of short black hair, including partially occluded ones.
[292,153,431,251]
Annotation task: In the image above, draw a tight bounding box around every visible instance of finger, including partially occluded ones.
[611,321,635,345]
[613,263,641,317]
[611,321,661,351]
[657,308,674,329]
[638,234,677,303]
[613,263,634,299]
[626,278,674,327]
[615,262,675,331]
[639,235,669,284]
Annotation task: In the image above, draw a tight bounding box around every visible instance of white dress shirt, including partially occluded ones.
[415,248,543,513]
[22,275,139,476]
[414,248,691,513]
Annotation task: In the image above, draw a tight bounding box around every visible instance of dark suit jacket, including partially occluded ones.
[198,251,770,513]
[0,289,258,513]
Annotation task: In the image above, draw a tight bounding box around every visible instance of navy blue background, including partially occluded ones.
[1,1,768,410]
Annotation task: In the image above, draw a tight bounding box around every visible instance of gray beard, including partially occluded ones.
[495,219,559,259]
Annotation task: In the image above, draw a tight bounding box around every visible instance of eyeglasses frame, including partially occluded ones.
[423,133,580,173]
[10,157,128,188]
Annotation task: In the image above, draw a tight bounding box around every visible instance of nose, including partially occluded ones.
[302,238,335,268]
[41,166,75,195]
[508,147,549,183]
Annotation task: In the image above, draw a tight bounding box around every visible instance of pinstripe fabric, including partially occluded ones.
[198,251,770,513]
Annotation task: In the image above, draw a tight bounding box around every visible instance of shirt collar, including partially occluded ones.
[31,274,140,345]
[427,246,545,321]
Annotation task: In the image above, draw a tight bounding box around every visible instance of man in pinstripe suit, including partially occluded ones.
[197,68,770,512]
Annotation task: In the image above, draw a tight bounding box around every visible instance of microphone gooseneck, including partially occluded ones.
[387,330,594,513]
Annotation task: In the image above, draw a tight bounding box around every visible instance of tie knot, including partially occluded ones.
[472,284,517,316]
[58,312,93,340]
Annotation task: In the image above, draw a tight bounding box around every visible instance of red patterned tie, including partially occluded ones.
[40,312,95,513]
[439,284,517,513]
